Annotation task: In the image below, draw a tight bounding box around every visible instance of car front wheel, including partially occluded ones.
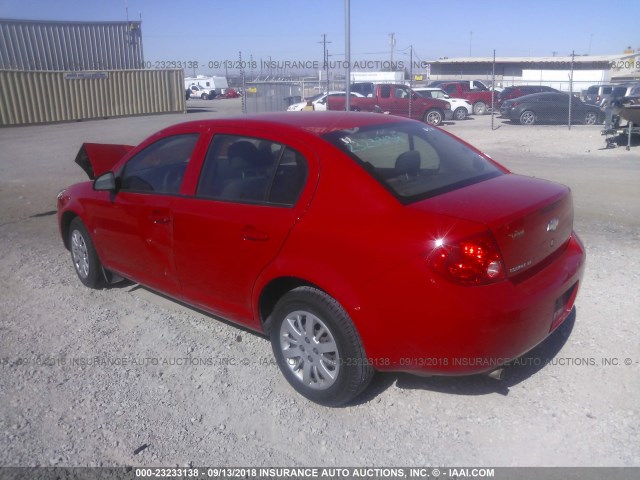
[270,286,374,407]
[519,110,536,125]
[69,217,103,288]
[453,107,467,120]
[424,109,443,126]
[584,111,598,125]
[473,101,487,115]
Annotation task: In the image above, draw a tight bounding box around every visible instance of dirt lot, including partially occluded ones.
[1,101,638,467]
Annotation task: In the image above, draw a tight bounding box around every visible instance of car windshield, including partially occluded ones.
[611,86,628,97]
[323,123,503,204]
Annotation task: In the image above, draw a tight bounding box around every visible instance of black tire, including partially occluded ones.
[424,109,443,126]
[270,286,374,407]
[201,93,208,100]
[68,217,103,288]
[453,107,467,120]
[519,110,536,125]
[473,101,487,115]
[584,111,598,125]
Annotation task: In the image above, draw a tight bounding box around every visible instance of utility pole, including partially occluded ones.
[345,0,351,111]
[389,33,395,66]
[568,50,575,130]
[318,34,332,93]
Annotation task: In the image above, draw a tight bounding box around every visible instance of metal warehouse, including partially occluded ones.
[0,18,144,71]
[0,18,185,126]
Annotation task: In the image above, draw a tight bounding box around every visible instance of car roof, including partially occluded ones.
[158,112,411,138]
[507,92,569,101]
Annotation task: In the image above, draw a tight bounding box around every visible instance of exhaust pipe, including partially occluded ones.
[487,368,505,380]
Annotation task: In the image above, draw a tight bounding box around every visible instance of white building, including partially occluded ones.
[426,53,640,92]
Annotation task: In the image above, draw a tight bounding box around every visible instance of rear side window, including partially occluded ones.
[323,123,503,203]
[197,135,308,206]
[121,134,199,194]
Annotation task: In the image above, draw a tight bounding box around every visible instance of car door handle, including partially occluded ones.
[149,211,170,224]
[241,226,269,242]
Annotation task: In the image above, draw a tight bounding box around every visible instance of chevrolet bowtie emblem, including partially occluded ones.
[547,218,560,232]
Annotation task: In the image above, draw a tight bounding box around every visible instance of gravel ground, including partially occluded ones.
[0,100,638,467]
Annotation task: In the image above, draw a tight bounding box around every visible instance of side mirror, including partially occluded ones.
[93,172,116,191]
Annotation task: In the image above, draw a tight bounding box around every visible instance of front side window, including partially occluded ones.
[197,135,308,206]
[121,134,199,194]
[323,123,502,203]
[443,84,457,95]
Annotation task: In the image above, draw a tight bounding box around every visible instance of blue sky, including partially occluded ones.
[1,0,639,74]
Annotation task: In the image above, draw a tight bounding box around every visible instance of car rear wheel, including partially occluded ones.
[201,93,208,100]
[453,107,467,120]
[520,110,536,125]
[270,286,374,407]
[584,111,598,125]
[69,217,103,288]
[473,101,487,115]
[424,109,443,126]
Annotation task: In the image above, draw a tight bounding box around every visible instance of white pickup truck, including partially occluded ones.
[188,84,216,100]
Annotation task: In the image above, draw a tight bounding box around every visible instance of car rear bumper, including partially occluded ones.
[346,233,586,375]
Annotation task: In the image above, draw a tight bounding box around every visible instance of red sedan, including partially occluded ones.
[57,112,585,406]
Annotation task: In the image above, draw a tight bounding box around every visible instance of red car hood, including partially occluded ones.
[414,174,574,278]
[74,143,134,179]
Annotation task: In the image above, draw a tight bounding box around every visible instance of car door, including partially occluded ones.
[387,85,412,117]
[532,94,561,122]
[171,131,317,328]
[91,132,202,294]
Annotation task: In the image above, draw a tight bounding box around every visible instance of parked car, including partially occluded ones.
[496,85,559,108]
[327,83,452,125]
[413,87,473,120]
[583,84,616,105]
[500,92,603,125]
[600,82,640,108]
[287,91,364,111]
[218,88,240,99]
[59,112,585,406]
[436,82,495,115]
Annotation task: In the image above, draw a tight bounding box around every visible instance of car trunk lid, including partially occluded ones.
[415,174,574,279]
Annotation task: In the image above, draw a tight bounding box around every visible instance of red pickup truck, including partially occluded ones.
[438,82,495,115]
[327,83,452,126]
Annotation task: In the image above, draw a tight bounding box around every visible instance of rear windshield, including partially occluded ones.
[323,123,503,204]
[586,86,599,94]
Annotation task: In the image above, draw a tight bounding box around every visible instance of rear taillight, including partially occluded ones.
[428,231,505,285]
